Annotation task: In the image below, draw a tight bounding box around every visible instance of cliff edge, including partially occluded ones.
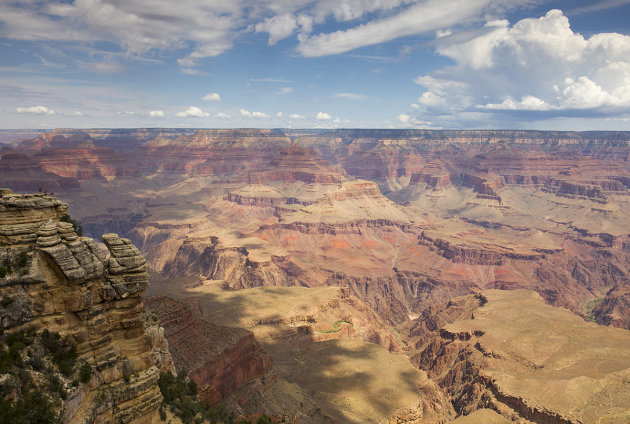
[0,188,161,423]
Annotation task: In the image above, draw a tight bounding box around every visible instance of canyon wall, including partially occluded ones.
[0,189,162,423]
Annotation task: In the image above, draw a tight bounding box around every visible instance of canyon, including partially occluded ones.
[1,128,630,422]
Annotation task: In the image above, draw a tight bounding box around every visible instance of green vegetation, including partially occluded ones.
[40,329,78,377]
[157,371,274,424]
[79,362,92,384]
[0,296,14,307]
[583,298,604,322]
[0,329,72,423]
[0,248,31,278]
[60,214,83,237]
[319,319,353,334]
[0,389,60,424]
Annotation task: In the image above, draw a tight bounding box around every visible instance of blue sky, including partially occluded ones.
[1,0,630,130]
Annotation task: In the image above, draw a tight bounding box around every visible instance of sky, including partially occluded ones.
[1,0,630,130]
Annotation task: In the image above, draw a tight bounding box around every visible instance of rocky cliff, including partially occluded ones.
[144,295,275,405]
[0,189,162,423]
[408,289,630,423]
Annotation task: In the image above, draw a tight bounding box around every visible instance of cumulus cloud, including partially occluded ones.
[215,112,232,119]
[149,110,165,118]
[398,113,410,124]
[289,113,306,119]
[201,92,221,101]
[240,109,268,118]
[16,105,55,115]
[409,9,630,126]
[176,106,209,118]
[278,87,294,95]
[316,112,332,120]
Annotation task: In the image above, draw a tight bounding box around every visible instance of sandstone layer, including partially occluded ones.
[0,189,162,424]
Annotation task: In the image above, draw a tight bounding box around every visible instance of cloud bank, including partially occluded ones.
[407,9,630,127]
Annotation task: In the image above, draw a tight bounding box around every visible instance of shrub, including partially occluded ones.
[40,330,78,377]
[16,251,28,268]
[79,362,92,384]
[0,389,59,424]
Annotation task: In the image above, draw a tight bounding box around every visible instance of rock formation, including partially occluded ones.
[0,189,162,423]
[408,289,630,423]
[144,295,275,405]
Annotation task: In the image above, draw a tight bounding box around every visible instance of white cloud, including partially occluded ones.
[149,110,165,118]
[16,105,55,115]
[215,112,232,119]
[176,106,209,118]
[278,87,294,95]
[0,1,241,68]
[255,14,297,45]
[410,103,420,109]
[409,9,630,127]
[316,112,332,120]
[240,109,268,118]
[71,111,83,116]
[480,95,552,111]
[202,92,221,101]
[297,0,496,57]
[417,91,444,106]
[289,113,306,119]
[334,92,368,100]
[397,113,433,127]
[276,112,283,117]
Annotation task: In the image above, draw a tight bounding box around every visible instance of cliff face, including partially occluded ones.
[407,290,630,423]
[0,189,161,423]
[144,295,275,405]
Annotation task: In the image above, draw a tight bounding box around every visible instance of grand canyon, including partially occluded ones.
[1,128,629,423]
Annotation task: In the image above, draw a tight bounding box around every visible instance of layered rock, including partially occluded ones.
[410,289,630,423]
[248,144,345,184]
[0,189,161,424]
[144,295,275,405]
[0,149,79,192]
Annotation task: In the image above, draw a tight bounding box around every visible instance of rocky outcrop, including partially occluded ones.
[593,284,630,328]
[225,193,312,208]
[409,290,630,423]
[0,189,161,424]
[144,295,275,405]
[161,239,288,289]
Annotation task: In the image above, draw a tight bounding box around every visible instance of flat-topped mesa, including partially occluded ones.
[143,128,291,148]
[0,189,161,424]
[324,180,384,201]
